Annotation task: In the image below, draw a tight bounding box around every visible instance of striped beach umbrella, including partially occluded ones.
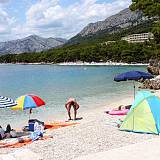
[0,96,17,108]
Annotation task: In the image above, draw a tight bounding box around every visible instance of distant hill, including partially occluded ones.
[0,8,158,65]
[68,8,154,44]
[0,35,67,55]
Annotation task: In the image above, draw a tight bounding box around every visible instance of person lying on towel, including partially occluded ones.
[0,124,17,140]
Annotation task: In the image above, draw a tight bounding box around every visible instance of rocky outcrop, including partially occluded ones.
[79,8,147,37]
[140,59,160,90]
[139,78,160,90]
[0,35,67,55]
[139,59,160,90]
[147,59,160,75]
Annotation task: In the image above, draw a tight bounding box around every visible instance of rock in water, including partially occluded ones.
[139,77,160,90]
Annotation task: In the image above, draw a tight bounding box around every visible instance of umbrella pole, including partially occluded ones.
[29,108,32,120]
[133,81,135,100]
[133,81,135,131]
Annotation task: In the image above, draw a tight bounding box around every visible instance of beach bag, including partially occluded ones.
[29,122,44,141]
[34,122,44,133]
[28,119,44,131]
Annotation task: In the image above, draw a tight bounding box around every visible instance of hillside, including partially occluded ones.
[0,8,159,64]
[68,8,154,45]
[68,20,154,45]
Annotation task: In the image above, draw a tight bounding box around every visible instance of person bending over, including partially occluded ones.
[65,98,80,120]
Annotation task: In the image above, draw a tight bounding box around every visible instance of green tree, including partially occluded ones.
[152,21,160,43]
[130,0,160,43]
[130,0,160,17]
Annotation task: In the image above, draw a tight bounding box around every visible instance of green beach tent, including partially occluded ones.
[120,91,160,134]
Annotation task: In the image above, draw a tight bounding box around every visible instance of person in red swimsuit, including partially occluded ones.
[65,98,80,120]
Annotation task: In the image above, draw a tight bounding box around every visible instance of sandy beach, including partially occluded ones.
[0,95,157,160]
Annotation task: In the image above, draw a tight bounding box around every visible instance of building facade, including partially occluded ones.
[121,32,154,43]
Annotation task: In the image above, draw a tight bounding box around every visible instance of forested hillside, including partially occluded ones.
[0,17,158,64]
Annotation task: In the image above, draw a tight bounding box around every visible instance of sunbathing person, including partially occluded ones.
[118,105,131,110]
[0,124,16,140]
[5,124,15,138]
[105,104,131,115]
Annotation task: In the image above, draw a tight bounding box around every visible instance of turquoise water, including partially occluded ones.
[0,64,147,127]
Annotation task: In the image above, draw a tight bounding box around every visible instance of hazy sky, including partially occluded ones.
[0,0,131,41]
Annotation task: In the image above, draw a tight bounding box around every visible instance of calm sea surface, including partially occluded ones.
[0,64,147,127]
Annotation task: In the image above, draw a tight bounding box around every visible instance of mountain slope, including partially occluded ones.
[0,35,67,55]
[69,8,152,44]
[80,8,146,36]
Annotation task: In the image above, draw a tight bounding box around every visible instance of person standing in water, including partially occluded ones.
[65,98,80,120]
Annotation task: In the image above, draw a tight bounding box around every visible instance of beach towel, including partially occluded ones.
[0,135,52,148]
[44,121,79,130]
[0,121,78,148]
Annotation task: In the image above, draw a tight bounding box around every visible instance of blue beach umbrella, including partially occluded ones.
[114,70,153,82]
[114,70,153,99]
[0,96,17,108]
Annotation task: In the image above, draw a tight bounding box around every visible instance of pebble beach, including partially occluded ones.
[0,96,157,160]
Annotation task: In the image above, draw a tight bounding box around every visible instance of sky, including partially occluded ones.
[0,0,131,41]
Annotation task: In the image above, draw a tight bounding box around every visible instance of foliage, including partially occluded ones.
[152,21,160,44]
[130,0,160,17]
[68,20,154,45]
[0,40,160,64]
[130,0,160,44]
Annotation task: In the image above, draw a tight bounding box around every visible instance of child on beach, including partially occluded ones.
[65,98,80,120]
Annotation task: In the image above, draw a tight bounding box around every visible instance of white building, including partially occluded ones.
[121,32,154,43]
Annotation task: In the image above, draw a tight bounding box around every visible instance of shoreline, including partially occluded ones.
[0,62,148,66]
[57,62,148,66]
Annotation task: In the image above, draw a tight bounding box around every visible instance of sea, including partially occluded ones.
[0,64,147,128]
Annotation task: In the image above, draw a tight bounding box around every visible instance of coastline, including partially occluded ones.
[0,95,157,160]
[0,62,149,66]
[57,62,148,66]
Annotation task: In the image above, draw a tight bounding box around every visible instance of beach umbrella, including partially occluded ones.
[11,94,45,119]
[11,94,45,110]
[0,96,17,108]
[114,70,153,99]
